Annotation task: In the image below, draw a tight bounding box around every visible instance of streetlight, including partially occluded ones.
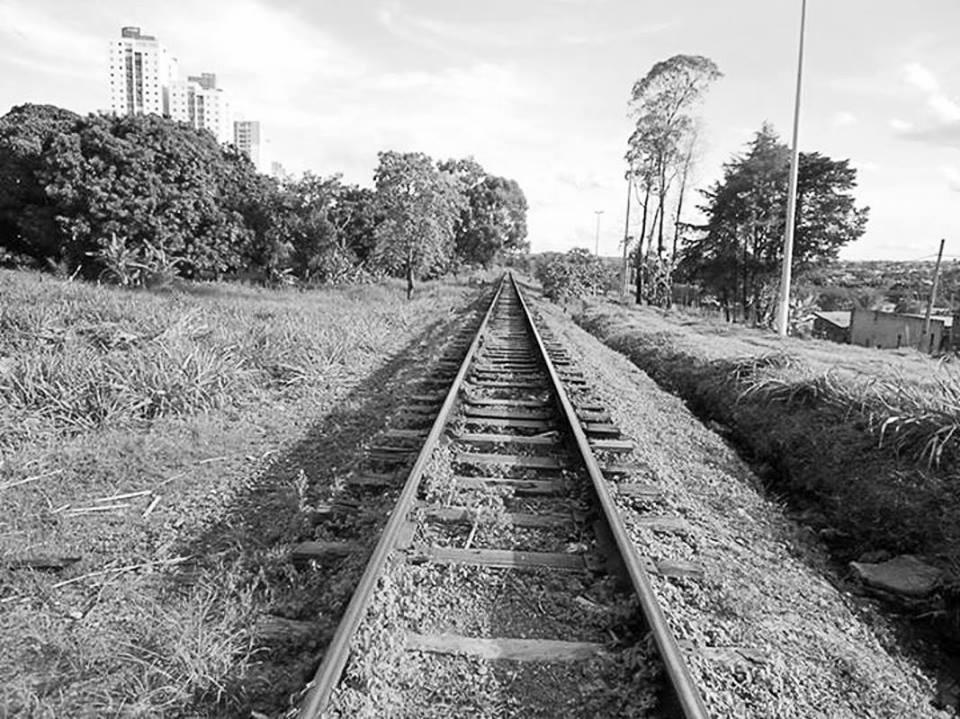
[594,210,604,256]
[775,0,807,336]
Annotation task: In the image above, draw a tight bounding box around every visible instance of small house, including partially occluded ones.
[812,311,851,344]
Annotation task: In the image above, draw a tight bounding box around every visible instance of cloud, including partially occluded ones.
[377,1,670,51]
[0,3,102,75]
[895,61,960,147]
[832,111,857,127]
[944,166,960,192]
[556,172,610,192]
[902,62,939,93]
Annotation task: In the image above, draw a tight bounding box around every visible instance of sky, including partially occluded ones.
[1,0,958,261]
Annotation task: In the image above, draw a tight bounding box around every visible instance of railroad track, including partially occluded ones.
[294,273,708,717]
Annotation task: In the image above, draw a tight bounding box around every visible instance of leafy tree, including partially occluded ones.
[678,124,870,324]
[39,113,263,278]
[440,157,529,267]
[0,104,81,266]
[371,151,461,299]
[627,54,721,305]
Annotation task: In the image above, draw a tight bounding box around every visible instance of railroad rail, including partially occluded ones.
[295,273,708,717]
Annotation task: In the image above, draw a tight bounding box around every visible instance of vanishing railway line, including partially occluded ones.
[294,274,708,717]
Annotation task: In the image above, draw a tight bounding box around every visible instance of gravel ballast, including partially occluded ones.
[533,297,948,718]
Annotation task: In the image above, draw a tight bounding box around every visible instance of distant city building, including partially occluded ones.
[168,73,233,143]
[108,26,177,116]
[233,120,261,168]
[270,161,289,180]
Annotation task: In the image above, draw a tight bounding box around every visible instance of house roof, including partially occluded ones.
[903,313,954,328]
[813,311,852,328]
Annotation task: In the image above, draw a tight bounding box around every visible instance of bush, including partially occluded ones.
[534,248,614,302]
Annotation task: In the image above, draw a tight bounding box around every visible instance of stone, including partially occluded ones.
[849,555,941,599]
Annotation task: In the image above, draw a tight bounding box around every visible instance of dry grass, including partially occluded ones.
[574,300,960,564]
[0,268,484,717]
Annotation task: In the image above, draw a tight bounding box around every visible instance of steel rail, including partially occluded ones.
[298,276,507,718]
[510,273,710,719]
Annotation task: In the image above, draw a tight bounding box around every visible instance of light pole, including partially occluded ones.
[594,210,604,256]
[775,0,807,336]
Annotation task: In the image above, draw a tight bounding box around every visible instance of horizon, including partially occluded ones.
[1,0,958,262]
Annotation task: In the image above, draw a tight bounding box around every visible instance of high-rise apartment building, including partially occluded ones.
[168,73,233,144]
[233,120,261,168]
[108,28,233,144]
[108,27,177,116]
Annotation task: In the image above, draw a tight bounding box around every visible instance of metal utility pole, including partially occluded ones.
[621,173,634,298]
[775,0,807,337]
[594,210,604,256]
[923,238,946,352]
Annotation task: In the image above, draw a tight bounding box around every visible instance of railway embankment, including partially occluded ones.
[572,300,960,649]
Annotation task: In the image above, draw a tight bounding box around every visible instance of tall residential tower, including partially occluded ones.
[233,120,261,169]
[108,27,259,154]
[108,27,177,117]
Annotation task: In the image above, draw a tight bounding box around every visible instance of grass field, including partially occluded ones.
[574,300,960,634]
[0,269,487,717]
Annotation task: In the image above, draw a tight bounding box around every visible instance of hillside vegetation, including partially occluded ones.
[575,300,960,633]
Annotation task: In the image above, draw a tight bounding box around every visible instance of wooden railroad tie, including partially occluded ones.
[455,452,566,470]
[582,422,621,438]
[469,380,549,389]
[588,439,635,454]
[409,546,587,571]
[463,397,551,408]
[610,482,663,501]
[416,504,569,528]
[406,633,606,662]
[456,432,558,447]
[463,407,553,420]
[464,416,557,431]
[453,476,566,495]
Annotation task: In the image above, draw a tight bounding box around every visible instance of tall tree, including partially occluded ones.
[39,113,261,278]
[627,54,721,304]
[372,151,461,299]
[0,104,81,266]
[440,157,529,267]
[679,124,870,323]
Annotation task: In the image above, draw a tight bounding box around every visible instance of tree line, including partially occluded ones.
[623,54,869,325]
[0,104,528,293]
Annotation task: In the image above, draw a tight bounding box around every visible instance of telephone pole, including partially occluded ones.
[594,210,604,256]
[775,0,807,336]
[923,238,946,353]
[620,172,634,298]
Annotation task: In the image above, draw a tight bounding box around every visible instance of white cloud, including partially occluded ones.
[0,3,102,75]
[832,111,857,127]
[928,94,960,123]
[895,61,960,146]
[902,62,940,93]
[944,166,960,192]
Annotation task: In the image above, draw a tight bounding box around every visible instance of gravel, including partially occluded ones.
[532,297,950,719]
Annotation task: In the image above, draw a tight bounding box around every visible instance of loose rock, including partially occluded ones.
[849,555,941,598]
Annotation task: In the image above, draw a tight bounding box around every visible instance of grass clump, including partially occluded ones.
[0,270,469,454]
